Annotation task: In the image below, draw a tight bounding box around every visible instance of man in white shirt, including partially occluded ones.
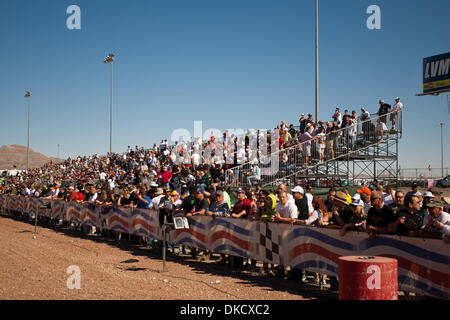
[273,192,298,223]
[150,188,165,210]
[305,184,314,214]
[422,199,450,239]
[247,164,261,186]
[277,183,295,205]
[391,97,403,127]
[99,172,107,180]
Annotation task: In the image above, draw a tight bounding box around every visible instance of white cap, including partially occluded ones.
[423,191,435,198]
[352,193,361,200]
[291,186,304,194]
[395,97,400,100]
[351,199,364,207]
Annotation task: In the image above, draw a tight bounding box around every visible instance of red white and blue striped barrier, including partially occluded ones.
[0,194,448,299]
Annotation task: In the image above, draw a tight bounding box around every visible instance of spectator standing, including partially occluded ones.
[377,100,391,124]
[391,97,403,127]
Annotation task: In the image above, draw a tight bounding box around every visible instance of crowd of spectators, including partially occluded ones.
[2,98,449,289]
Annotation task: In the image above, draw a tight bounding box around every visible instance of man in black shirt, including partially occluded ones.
[187,188,209,217]
[387,195,424,237]
[292,186,309,220]
[366,191,396,239]
[182,186,197,214]
[377,100,391,124]
[388,191,406,214]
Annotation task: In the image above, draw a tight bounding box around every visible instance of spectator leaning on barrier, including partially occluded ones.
[206,190,229,219]
[339,197,366,237]
[387,194,424,237]
[329,190,353,227]
[304,185,314,214]
[297,195,325,226]
[291,186,309,221]
[325,188,336,212]
[356,186,372,216]
[421,199,450,240]
[366,191,396,239]
[231,188,252,219]
[273,192,297,224]
[389,191,406,214]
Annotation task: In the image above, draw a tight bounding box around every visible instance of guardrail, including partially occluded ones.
[230,110,402,187]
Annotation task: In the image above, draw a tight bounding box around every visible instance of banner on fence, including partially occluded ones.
[0,194,448,299]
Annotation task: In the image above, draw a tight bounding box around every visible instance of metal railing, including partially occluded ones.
[230,110,402,187]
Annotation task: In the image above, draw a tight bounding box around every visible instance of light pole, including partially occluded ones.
[104,53,115,156]
[315,0,319,123]
[24,91,31,173]
[439,122,445,178]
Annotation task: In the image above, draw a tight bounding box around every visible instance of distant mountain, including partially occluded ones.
[0,145,64,170]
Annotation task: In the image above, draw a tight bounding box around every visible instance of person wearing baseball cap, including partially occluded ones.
[391,97,403,127]
[340,197,366,237]
[291,186,309,221]
[422,198,450,239]
[356,186,372,197]
[206,190,230,218]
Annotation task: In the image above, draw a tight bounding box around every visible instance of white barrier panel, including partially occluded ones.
[0,194,448,299]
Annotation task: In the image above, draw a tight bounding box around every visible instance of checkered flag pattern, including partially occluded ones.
[256,222,282,264]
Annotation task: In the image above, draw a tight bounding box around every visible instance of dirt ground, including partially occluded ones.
[0,213,339,300]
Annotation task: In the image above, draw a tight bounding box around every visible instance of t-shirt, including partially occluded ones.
[182,196,196,213]
[276,201,298,219]
[209,202,230,217]
[388,203,406,215]
[393,208,425,236]
[305,193,314,214]
[422,211,450,237]
[366,205,395,228]
[378,104,391,115]
[295,197,309,220]
[137,195,151,209]
[150,195,164,210]
[383,192,394,206]
[232,198,252,218]
[330,205,355,225]
[392,102,403,112]
[193,197,209,213]
[300,132,312,146]
[159,171,172,183]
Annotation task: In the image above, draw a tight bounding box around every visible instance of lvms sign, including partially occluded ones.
[423,52,450,94]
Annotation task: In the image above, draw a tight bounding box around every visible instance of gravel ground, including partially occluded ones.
[0,213,338,300]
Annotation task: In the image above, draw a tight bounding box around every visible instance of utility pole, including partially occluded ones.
[24,91,31,173]
[440,122,445,178]
[315,0,319,123]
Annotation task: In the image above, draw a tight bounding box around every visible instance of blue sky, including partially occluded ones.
[0,0,449,169]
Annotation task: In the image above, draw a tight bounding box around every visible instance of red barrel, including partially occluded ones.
[338,256,398,300]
